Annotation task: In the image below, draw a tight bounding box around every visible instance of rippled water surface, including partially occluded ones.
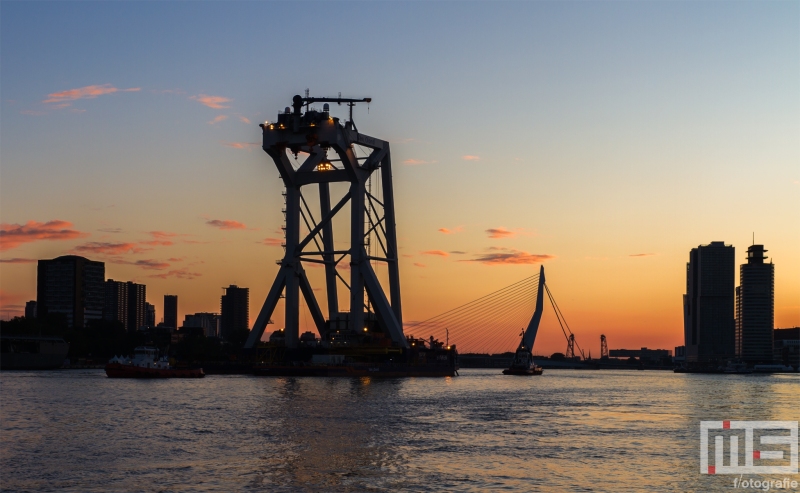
[1,369,798,492]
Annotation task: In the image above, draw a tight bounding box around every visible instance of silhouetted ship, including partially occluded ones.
[1,335,69,370]
[252,319,458,377]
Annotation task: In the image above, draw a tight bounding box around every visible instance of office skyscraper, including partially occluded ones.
[735,244,774,363]
[37,256,105,328]
[164,295,178,328]
[683,242,735,365]
[220,285,249,340]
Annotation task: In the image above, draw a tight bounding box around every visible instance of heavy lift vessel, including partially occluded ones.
[245,93,457,377]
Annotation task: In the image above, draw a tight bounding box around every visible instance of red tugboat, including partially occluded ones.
[503,266,546,376]
[105,346,205,378]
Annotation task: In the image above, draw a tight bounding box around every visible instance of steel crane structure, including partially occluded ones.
[244,94,406,350]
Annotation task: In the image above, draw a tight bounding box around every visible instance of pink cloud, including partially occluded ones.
[414,263,426,268]
[0,258,37,264]
[262,237,284,247]
[208,115,228,125]
[207,219,247,230]
[463,248,555,265]
[43,84,140,104]
[191,94,231,109]
[438,226,463,234]
[0,220,89,251]
[461,155,480,161]
[629,253,657,257]
[238,115,251,124]
[403,158,436,165]
[421,250,449,257]
[73,242,148,255]
[166,257,184,262]
[222,141,259,149]
[401,254,414,258]
[486,227,525,239]
[149,268,202,280]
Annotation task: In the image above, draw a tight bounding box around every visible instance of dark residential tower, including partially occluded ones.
[163,295,178,328]
[735,244,774,363]
[145,302,156,327]
[220,285,249,340]
[37,256,105,328]
[683,242,735,365]
[126,282,146,332]
[104,279,128,329]
[24,301,37,319]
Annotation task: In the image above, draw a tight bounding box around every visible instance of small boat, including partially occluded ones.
[105,346,204,378]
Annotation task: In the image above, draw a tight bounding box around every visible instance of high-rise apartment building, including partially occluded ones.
[104,280,147,332]
[145,303,156,327]
[683,242,735,365]
[24,301,37,319]
[127,282,146,332]
[37,256,105,328]
[104,279,128,328]
[220,285,249,340]
[735,244,774,363]
[163,295,178,328]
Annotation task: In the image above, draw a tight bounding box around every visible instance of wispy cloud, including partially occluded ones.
[106,257,172,270]
[421,250,449,257]
[0,220,89,251]
[190,94,231,109]
[206,219,247,230]
[485,227,530,239]
[438,226,463,234]
[98,227,123,234]
[403,158,437,165]
[461,155,480,161]
[262,237,284,247]
[414,263,426,268]
[73,242,148,255]
[0,258,37,264]
[629,253,656,257]
[238,115,251,124]
[149,268,202,280]
[449,251,467,255]
[463,248,554,265]
[208,115,228,125]
[222,141,259,149]
[43,84,140,105]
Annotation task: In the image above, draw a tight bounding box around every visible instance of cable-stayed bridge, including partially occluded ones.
[405,268,584,357]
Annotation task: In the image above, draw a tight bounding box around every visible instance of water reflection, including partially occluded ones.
[262,377,407,492]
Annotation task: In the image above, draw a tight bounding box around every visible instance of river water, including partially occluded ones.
[1,369,798,492]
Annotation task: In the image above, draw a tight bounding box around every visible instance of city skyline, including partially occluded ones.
[1,2,798,355]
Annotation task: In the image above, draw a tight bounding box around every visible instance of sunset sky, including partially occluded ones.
[1,1,798,355]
